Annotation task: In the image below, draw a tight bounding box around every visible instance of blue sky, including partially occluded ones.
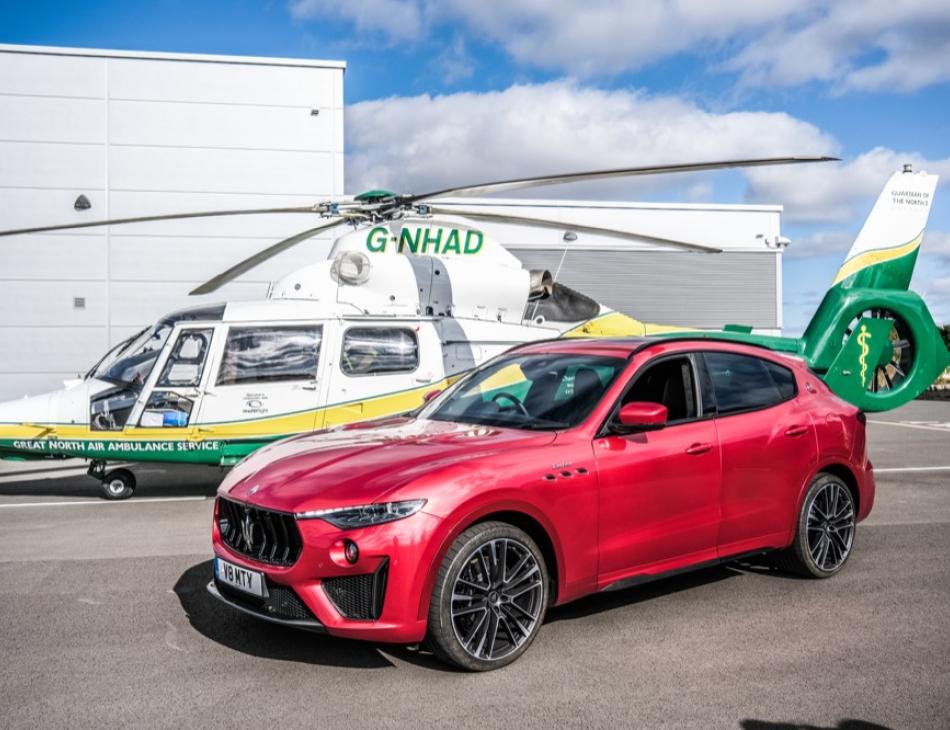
[3,0,950,333]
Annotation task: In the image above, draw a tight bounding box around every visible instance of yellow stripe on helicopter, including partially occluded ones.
[832,231,924,285]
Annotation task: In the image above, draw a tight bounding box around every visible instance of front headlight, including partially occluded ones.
[296,499,426,529]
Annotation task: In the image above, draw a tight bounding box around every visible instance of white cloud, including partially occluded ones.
[346,80,835,200]
[744,148,950,224]
[784,230,855,260]
[726,0,950,92]
[290,0,423,41]
[428,0,803,77]
[291,1,950,92]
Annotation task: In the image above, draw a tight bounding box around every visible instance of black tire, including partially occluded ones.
[100,469,136,500]
[426,521,549,671]
[773,472,856,578]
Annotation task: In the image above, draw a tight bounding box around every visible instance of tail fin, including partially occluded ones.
[800,167,949,411]
[831,167,938,291]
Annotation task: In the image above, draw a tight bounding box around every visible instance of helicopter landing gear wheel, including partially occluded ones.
[100,469,136,500]
[843,308,915,393]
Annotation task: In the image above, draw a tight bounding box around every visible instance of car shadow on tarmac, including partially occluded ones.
[174,560,455,671]
[740,720,893,730]
[175,558,799,672]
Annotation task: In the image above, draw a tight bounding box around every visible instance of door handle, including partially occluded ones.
[685,442,713,456]
[299,381,319,391]
[785,425,808,437]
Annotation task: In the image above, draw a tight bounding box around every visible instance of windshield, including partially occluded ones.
[423,352,626,431]
[92,323,174,387]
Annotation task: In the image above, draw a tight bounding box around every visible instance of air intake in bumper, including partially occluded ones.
[322,559,389,620]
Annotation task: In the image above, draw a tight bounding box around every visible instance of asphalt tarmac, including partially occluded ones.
[1,402,948,729]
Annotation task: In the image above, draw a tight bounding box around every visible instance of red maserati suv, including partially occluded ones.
[209,337,874,670]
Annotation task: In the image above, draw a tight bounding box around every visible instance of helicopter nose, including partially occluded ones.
[0,392,53,426]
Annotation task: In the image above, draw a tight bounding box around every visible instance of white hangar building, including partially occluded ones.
[0,44,786,401]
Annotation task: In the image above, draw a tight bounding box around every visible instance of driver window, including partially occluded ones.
[157,329,212,388]
[623,356,697,423]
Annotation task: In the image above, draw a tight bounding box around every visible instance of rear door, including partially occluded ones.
[323,322,442,427]
[701,351,819,556]
[593,353,722,585]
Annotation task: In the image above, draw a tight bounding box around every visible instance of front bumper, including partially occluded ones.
[207,580,326,633]
[211,506,445,644]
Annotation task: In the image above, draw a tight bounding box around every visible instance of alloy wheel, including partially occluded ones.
[806,481,855,571]
[450,538,545,662]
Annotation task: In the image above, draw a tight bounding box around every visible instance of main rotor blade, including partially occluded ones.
[411,156,838,201]
[0,206,341,237]
[189,217,349,296]
[424,206,722,253]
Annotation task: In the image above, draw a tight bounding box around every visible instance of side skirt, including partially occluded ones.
[600,549,771,593]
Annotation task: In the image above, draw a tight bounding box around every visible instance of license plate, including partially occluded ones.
[214,557,265,598]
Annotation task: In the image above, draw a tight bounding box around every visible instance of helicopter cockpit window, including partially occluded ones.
[341,327,419,376]
[157,329,213,388]
[93,323,173,388]
[216,326,323,385]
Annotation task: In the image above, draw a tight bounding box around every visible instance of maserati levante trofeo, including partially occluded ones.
[208,337,873,671]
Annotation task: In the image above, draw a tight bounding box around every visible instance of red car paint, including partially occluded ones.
[211,338,874,644]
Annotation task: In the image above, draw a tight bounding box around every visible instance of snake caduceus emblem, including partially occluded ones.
[857,324,871,388]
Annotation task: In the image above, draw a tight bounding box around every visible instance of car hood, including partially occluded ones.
[221,417,557,514]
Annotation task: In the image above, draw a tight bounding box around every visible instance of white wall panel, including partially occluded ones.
[0,282,108,326]
[108,281,268,327]
[0,188,107,230]
[0,327,108,373]
[106,191,326,236]
[108,235,335,282]
[0,51,105,97]
[0,141,105,188]
[108,146,334,194]
[109,99,334,151]
[108,58,336,106]
[0,234,106,279]
[0,96,105,143]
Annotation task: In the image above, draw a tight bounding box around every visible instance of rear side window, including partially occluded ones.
[342,327,418,375]
[704,352,797,415]
[217,326,322,385]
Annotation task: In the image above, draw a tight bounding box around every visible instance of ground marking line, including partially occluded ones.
[869,420,950,433]
[874,466,950,473]
[0,496,210,509]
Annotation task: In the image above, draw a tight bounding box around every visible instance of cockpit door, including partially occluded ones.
[134,326,215,431]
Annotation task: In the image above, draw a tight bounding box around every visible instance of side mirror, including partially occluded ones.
[615,402,668,431]
[423,389,443,403]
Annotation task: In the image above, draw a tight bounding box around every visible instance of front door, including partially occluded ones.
[196,323,328,442]
[593,353,721,586]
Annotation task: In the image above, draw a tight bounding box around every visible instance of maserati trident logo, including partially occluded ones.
[248,484,261,496]
[241,509,260,550]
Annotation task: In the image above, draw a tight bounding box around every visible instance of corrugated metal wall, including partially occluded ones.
[510,249,777,328]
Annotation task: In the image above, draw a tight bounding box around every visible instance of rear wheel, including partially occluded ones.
[100,468,136,500]
[774,473,856,578]
[427,522,549,671]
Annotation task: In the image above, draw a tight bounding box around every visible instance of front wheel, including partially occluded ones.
[100,469,136,500]
[774,473,856,578]
[427,522,549,671]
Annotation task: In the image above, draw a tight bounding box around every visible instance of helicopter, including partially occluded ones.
[0,157,946,499]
